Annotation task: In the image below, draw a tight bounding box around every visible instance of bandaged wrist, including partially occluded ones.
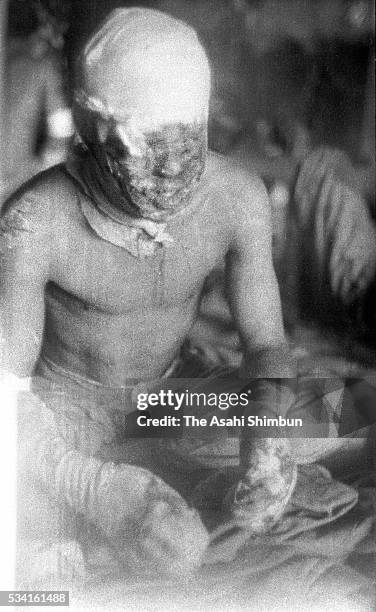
[34,430,155,532]
[54,453,182,540]
[53,449,104,519]
[19,388,209,575]
[18,392,105,521]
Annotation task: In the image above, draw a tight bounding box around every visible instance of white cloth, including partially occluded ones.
[74,8,211,131]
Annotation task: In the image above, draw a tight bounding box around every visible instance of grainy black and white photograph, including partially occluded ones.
[0,1,375,610]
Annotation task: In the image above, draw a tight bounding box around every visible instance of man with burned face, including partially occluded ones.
[0,9,296,580]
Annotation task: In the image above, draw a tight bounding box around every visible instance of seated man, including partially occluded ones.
[0,8,296,582]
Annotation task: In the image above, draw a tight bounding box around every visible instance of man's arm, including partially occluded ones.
[222,175,298,531]
[0,195,50,376]
[1,192,209,577]
[226,174,295,379]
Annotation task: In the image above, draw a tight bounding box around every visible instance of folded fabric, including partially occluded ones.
[293,147,376,324]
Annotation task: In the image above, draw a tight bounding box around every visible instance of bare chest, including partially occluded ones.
[53,213,226,314]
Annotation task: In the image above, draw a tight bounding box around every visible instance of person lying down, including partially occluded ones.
[1,8,299,584]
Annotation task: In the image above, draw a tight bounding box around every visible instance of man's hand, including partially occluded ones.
[89,462,210,577]
[223,172,298,531]
[127,495,209,577]
[224,437,297,532]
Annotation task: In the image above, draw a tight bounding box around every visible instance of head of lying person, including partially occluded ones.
[73,8,211,222]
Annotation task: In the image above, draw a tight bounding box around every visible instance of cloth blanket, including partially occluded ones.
[16,354,375,610]
[71,467,375,611]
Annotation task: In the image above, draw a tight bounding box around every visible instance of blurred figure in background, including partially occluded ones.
[1,0,73,200]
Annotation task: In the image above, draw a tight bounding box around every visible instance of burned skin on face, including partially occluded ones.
[105,122,207,220]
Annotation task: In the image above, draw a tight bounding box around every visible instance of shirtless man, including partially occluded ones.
[0,8,296,580]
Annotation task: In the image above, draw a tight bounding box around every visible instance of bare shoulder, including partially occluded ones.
[1,165,78,242]
[203,152,271,237]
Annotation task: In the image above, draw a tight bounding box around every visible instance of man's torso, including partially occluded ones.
[2,153,266,385]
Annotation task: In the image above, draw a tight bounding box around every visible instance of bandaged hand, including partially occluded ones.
[225,377,297,532]
[20,391,208,578]
[225,437,297,532]
[68,458,209,577]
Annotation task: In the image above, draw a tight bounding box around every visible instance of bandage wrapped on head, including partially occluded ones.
[71,8,211,223]
[74,7,211,131]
